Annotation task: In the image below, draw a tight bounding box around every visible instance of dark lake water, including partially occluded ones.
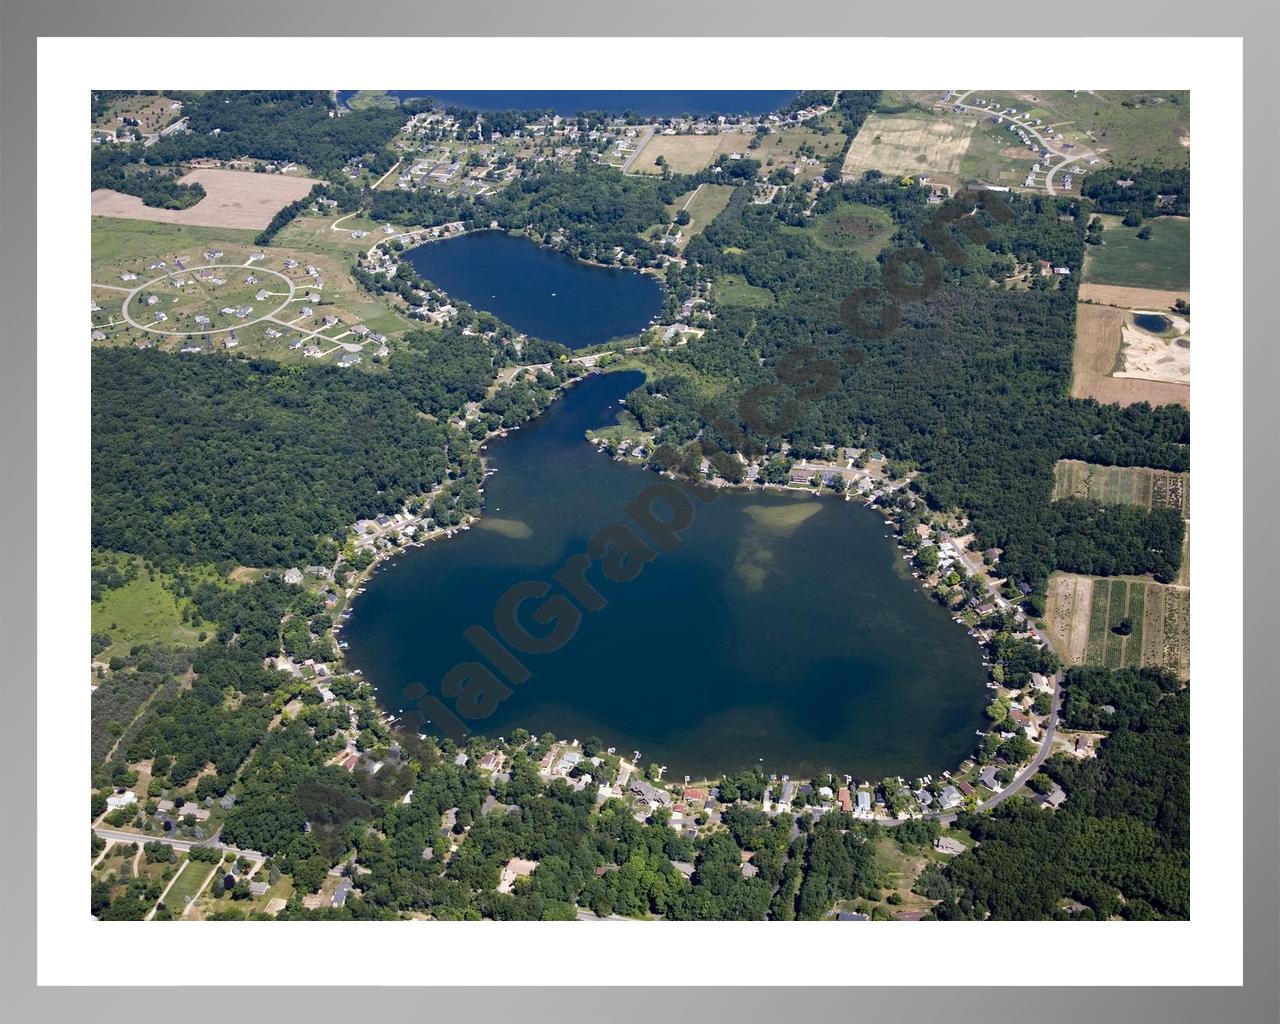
[339,90,798,117]
[405,232,664,349]
[1133,313,1171,333]
[343,370,989,779]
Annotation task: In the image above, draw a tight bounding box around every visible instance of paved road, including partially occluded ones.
[92,825,256,859]
[620,127,655,174]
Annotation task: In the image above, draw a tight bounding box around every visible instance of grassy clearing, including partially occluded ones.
[91,556,207,659]
[633,125,845,180]
[273,215,391,256]
[344,90,401,111]
[865,836,938,916]
[92,218,258,280]
[978,90,1189,168]
[586,408,652,448]
[790,201,895,257]
[681,183,735,235]
[1083,216,1190,291]
[713,273,773,308]
[653,184,736,251]
[92,94,182,134]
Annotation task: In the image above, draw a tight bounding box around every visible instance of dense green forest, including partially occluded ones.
[145,91,406,176]
[91,349,467,567]
[629,178,1189,588]
[1081,165,1190,217]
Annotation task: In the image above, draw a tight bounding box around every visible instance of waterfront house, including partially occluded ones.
[937,785,963,809]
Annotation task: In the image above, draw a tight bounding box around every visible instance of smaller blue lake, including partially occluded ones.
[1133,313,1171,333]
[338,90,798,117]
[405,232,665,348]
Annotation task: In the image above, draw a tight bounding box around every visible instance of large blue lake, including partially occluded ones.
[344,370,989,779]
[339,90,798,117]
[405,232,664,348]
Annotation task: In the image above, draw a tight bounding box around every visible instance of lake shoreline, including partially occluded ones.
[338,368,1006,788]
[401,229,667,349]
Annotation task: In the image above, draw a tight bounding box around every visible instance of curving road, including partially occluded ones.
[116,264,296,337]
[950,95,1100,196]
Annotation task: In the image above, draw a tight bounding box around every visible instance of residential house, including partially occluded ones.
[105,790,137,811]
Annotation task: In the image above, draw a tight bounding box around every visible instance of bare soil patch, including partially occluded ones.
[1078,283,1189,310]
[92,169,319,230]
[1115,314,1190,385]
[1071,303,1189,408]
[1044,573,1093,663]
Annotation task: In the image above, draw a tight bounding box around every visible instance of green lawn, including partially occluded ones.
[1083,216,1190,290]
[160,856,216,914]
[713,273,774,308]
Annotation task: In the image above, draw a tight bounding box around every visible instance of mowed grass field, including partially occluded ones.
[1083,216,1190,291]
[1045,573,1189,679]
[842,111,974,187]
[161,857,218,915]
[632,133,732,175]
[1052,460,1190,516]
[656,184,736,250]
[92,217,258,280]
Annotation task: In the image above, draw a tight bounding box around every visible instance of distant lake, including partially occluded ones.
[338,90,799,117]
[405,232,664,349]
[343,370,989,779]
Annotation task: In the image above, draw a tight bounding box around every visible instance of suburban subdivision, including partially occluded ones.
[90,89,1190,922]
